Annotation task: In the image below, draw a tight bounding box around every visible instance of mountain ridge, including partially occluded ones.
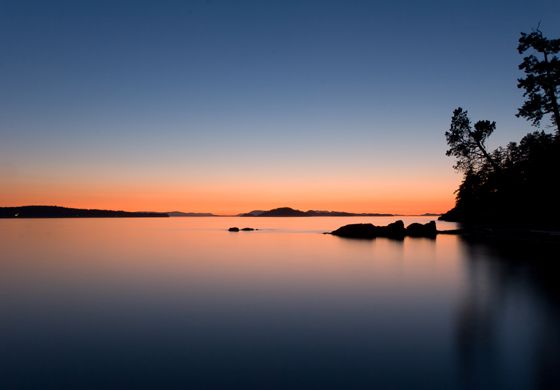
[0,206,169,218]
[166,211,215,217]
[239,207,395,217]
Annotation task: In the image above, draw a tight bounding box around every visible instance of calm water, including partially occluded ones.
[1,217,558,389]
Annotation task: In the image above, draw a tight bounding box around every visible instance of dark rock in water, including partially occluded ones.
[330,220,441,239]
[406,221,437,238]
[330,223,378,238]
[330,220,406,239]
[229,227,256,232]
[383,220,406,238]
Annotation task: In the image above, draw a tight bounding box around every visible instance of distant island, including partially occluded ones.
[0,205,440,219]
[166,211,216,217]
[239,207,394,217]
[0,206,169,218]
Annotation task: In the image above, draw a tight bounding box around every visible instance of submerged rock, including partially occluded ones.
[228,227,240,232]
[406,221,437,238]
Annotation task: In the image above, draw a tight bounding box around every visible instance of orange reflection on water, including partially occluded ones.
[0,217,462,302]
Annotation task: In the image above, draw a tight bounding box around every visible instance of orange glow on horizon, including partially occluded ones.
[0,175,459,215]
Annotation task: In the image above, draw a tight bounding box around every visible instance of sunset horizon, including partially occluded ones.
[0,202,451,216]
[2,1,547,219]
[2,1,559,389]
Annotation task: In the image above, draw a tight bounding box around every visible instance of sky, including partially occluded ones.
[1,0,559,214]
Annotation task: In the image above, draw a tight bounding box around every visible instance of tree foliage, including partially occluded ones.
[517,29,560,133]
[442,29,560,227]
[445,108,498,173]
[444,130,560,225]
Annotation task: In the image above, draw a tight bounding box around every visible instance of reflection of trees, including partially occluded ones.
[455,240,560,389]
[455,243,504,389]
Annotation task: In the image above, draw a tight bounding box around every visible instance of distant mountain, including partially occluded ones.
[420,213,442,217]
[305,210,394,217]
[240,207,394,217]
[0,206,169,218]
[258,207,308,217]
[167,211,215,217]
[240,210,266,216]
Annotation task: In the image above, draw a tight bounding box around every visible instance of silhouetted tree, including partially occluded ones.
[443,126,560,224]
[517,29,560,133]
[445,108,500,173]
[441,30,560,226]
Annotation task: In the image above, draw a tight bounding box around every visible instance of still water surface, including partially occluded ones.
[1,217,558,389]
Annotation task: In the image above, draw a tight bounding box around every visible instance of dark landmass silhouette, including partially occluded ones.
[329,220,437,239]
[167,211,215,217]
[241,210,267,216]
[0,206,439,219]
[0,206,169,218]
[228,227,256,232]
[247,207,308,217]
[438,208,462,222]
[440,31,560,230]
[439,128,560,228]
[240,207,394,217]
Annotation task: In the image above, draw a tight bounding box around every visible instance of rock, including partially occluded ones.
[228,227,240,232]
[405,221,437,238]
[241,227,255,231]
[381,220,406,238]
[330,220,441,239]
[330,223,379,238]
[330,220,406,239]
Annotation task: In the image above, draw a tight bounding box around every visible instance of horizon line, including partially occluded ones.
[0,204,444,217]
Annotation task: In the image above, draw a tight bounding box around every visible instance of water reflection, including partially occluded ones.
[0,218,558,389]
[456,239,560,389]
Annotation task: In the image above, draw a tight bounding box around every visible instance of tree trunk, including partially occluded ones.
[479,143,501,173]
[469,134,501,173]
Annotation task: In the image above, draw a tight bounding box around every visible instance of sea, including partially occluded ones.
[1,216,558,389]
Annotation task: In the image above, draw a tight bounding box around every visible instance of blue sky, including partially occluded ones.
[1,0,559,212]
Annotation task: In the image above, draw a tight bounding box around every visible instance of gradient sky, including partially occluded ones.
[1,0,559,214]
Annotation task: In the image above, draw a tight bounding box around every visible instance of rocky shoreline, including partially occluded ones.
[328,220,438,239]
[227,220,560,244]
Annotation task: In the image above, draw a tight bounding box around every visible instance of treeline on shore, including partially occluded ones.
[0,206,169,218]
[440,29,560,228]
